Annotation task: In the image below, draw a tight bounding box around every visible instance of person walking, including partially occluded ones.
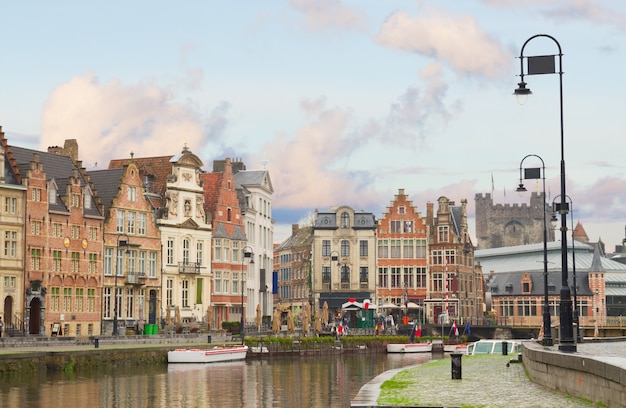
[0,316,3,338]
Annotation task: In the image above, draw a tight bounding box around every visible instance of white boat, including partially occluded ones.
[167,345,249,363]
[465,339,522,356]
[386,343,433,353]
[443,343,468,353]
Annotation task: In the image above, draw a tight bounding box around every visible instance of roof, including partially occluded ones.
[234,170,273,193]
[88,168,124,216]
[486,270,592,297]
[10,146,102,217]
[476,240,626,275]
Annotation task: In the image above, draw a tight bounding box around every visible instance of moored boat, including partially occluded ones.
[465,339,521,356]
[386,342,433,353]
[167,345,249,363]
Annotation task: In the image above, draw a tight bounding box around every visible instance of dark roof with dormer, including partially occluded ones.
[10,145,102,217]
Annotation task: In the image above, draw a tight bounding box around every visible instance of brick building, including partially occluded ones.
[8,138,104,336]
[376,189,429,322]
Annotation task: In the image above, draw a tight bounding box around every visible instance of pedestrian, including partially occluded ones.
[0,316,3,338]
[337,324,343,339]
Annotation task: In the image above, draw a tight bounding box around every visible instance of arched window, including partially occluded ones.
[341,212,350,228]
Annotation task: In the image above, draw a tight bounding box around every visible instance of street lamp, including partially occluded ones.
[114,234,130,336]
[516,154,552,346]
[514,34,575,352]
[241,245,254,345]
[551,195,579,341]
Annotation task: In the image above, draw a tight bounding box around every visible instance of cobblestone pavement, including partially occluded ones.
[352,344,617,407]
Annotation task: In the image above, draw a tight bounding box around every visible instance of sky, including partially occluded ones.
[2,1,626,250]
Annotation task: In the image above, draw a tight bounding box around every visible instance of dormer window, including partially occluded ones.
[49,186,57,204]
[505,283,513,293]
[340,212,350,228]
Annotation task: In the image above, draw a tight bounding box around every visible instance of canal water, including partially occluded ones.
[0,352,439,407]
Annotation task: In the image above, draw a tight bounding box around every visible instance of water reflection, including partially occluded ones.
[0,352,441,407]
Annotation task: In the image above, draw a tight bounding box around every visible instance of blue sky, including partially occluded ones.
[2,1,626,249]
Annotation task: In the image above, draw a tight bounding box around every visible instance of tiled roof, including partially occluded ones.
[88,168,124,217]
[109,155,172,196]
[10,145,102,217]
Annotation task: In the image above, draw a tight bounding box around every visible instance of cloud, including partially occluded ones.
[39,72,227,168]
[376,10,511,79]
[288,0,368,31]
[253,97,380,209]
[542,0,626,28]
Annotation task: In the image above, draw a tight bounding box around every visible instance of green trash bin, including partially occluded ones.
[148,324,156,335]
[145,324,152,335]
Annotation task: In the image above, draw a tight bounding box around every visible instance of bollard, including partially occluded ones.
[94,338,99,348]
[502,341,508,355]
[451,353,462,380]
[207,335,212,344]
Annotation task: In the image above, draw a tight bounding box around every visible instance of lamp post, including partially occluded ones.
[241,246,254,345]
[114,234,130,336]
[551,195,579,341]
[516,154,552,346]
[514,34,575,351]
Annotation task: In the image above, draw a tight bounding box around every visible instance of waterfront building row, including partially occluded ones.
[0,128,274,337]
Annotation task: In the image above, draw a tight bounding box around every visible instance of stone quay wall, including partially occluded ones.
[523,341,626,407]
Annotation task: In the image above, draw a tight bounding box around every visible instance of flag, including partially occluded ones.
[452,321,459,337]
[465,322,471,337]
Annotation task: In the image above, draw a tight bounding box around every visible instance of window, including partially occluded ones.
[166,279,173,306]
[432,272,443,292]
[517,300,536,316]
[404,221,414,233]
[32,188,41,202]
[63,288,72,312]
[223,241,229,262]
[378,267,388,288]
[31,248,41,270]
[322,266,331,283]
[403,239,413,258]
[53,223,63,238]
[391,267,401,288]
[128,250,136,276]
[127,212,136,234]
[139,251,146,277]
[76,288,84,312]
[103,287,111,318]
[71,193,80,208]
[232,273,238,294]
[50,287,60,312]
[128,186,137,202]
[214,239,221,261]
[167,238,174,264]
[390,220,401,233]
[341,240,350,257]
[416,239,426,258]
[322,240,330,256]
[31,221,42,235]
[4,231,17,257]
[89,253,97,273]
[71,225,80,239]
[3,276,15,287]
[359,240,368,257]
[87,288,96,313]
[5,197,17,213]
[182,280,189,308]
[126,289,134,318]
[149,252,157,278]
[359,267,368,283]
[444,250,456,265]
[183,238,190,264]
[116,248,125,276]
[49,186,57,204]
[137,213,146,236]
[340,212,350,228]
[416,267,427,288]
[215,272,222,293]
[84,191,92,209]
[390,239,401,258]
[378,239,388,258]
[116,210,124,233]
[431,250,443,265]
[104,248,113,276]
[71,252,80,273]
[88,226,98,241]
[438,226,449,242]
[500,300,514,317]
[197,241,204,266]
[398,206,405,214]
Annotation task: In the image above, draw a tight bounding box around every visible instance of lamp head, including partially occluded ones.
[550,213,558,229]
[514,81,532,105]
[516,183,527,193]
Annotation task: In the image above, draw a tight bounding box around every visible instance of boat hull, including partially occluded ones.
[167,346,248,363]
[386,343,433,353]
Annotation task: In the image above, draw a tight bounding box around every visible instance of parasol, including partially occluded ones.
[322,301,329,326]
[256,304,262,331]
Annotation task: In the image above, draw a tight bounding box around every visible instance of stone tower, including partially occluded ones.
[475,192,555,250]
